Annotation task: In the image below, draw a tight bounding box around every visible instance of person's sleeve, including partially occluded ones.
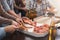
[0,4,16,21]
[46,0,52,8]
[0,0,11,11]
[25,0,30,10]
[0,27,6,40]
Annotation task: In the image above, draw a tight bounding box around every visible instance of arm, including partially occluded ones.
[14,1,27,12]
[14,4,25,10]
[1,12,16,21]
[46,0,55,13]
[14,1,24,10]
[0,25,20,40]
[0,27,6,40]
[0,0,27,28]
[0,0,20,18]
[0,5,16,21]
[0,16,12,24]
[0,0,24,24]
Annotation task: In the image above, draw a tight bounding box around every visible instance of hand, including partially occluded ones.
[22,17,31,24]
[16,18,26,29]
[12,20,19,27]
[22,7,28,12]
[5,25,19,33]
[31,22,36,26]
[22,17,33,25]
[16,18,28,31]
[16,18,23,25]
[18,25,27,31]
[22,17,36,26]
[12,20,27,31]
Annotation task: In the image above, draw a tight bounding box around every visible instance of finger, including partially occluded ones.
[13,25,19,29]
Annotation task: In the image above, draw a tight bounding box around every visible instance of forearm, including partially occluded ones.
[1,12,16,21]
[0,16,12,24]
[0,5,16,21]
[14,4,24,10]
[7,10,19,18]
[1,0,19,18]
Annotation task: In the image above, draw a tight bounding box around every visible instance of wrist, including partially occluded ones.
[5,19,13,25]
[4,25,15,33]
[4,26,9,32]
[15,18,21,21]
[15,18,18,21]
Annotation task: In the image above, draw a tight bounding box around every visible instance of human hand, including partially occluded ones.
[5,25,19,33]
[16,18,23,25]
[12,20,19,26]
[22,17,34,25]
[15,18,28,30]
[22,7,28,12]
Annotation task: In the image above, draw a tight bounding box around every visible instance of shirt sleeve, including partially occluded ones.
[0,4,16,21]
[46,0,52,8]
[0,0,11,11]
[0,27,6,40]
[25,0,31,10]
